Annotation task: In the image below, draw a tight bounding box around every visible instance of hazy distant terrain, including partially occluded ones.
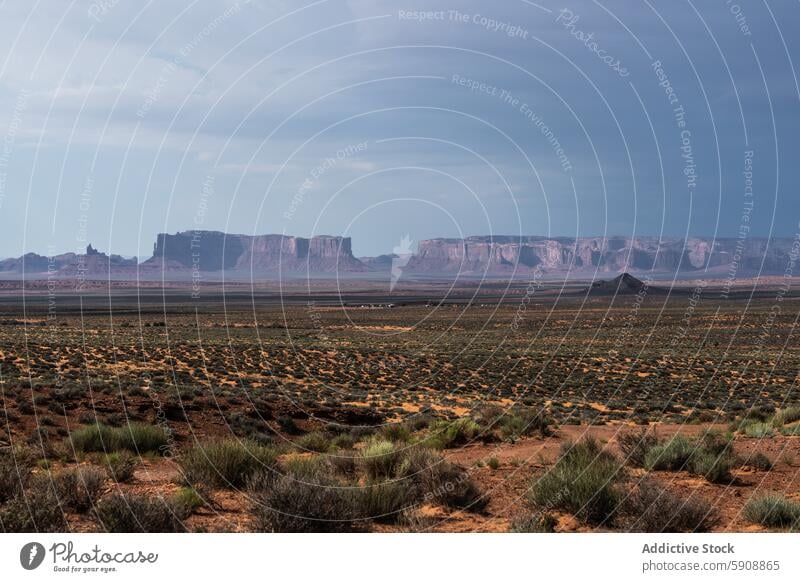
[1,232,797,280]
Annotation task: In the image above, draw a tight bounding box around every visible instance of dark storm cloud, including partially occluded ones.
[0,0,797,257]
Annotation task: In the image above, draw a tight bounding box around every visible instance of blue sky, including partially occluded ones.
[0,0,797,257]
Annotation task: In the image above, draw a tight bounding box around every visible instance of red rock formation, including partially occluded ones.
[404,236,798,275]
[144,231,366,273]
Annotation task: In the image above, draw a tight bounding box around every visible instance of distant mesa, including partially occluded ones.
[0,244,137,276]
[141,231,367,273]
[0,233,797,279]
[403,235,796,276]
[358,254,397,270]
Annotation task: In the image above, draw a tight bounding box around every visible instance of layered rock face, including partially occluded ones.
[145,231,365,272]
[405,236,798,275]
[2,234,796,278]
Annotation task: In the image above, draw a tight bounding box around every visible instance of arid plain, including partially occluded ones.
[1,277,799,532]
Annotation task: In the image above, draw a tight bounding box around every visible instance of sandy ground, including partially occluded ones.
[59,423,800,533]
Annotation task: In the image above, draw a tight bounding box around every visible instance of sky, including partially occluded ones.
[0,0,798,258]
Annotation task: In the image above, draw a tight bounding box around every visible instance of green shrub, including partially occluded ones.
[95,493,188,532]
[174,487,204,515]
[103,452,137,483]
[0,475,66,532]
[617,428,660,468]
[623,479,717,532]
[689,452,733,484]
[487,457,500,470]
[360,440,404,480]
[499,408,552,441]
[352,481,412,522]
[69,423,168,454]
[776,407,800,426]
[0,446,34,503]
[740,405,775,423]
[247,472,357,532]
[743,494,800,529]
[295,432,330,453]
[72,423,123,451]
[392,447,486,511]
[531,438,622,525]
[644,436,694,471]
[179,439,277,489]
[53,466,106,513]
[741,452,773,471]
[330,433,356,450]
[381,423,412,443]
[282,455,330,479]
[643,433,736,483]
[121,424,169,453]
[426,419,481,449]
[742,421,774,438]
[780,423,800,436]
[696,430,733,457]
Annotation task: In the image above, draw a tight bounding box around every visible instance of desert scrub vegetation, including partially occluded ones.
[741,422,774,438]
[294,431,331,453]
[622,479,717,532]
[381,422,412,443]
[175,487,204,514]
[360,439,406,480]
[354,480,414,522]
[741,452,773,471]
[446,405,555,446]
[179,438,278,489]
[644,435,694,471]
[247,470,358,533]
[52,465,106,513]
[775,406,800,426]
[742,494,800,530]
[0,448,69,531]
[617,428,660,468]
[95,492,190,532]
[247,443,485,532]
[425,418,482,449]
[0,445,35,503]
[531,438,623,525]
[396,447,486,510]
[732,406,800,438]
[0,473,67,532]
[498,408,553,441]
[68,423,168,455]
[643,432,735,484]
[689,451,735,484]
[102,451,137,483]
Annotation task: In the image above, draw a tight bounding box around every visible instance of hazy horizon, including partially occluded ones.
[4,229,800,264]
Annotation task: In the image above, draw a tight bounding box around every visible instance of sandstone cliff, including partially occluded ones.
[404,236,797,275]
[144,231,366,273]
[2,234,796,278]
